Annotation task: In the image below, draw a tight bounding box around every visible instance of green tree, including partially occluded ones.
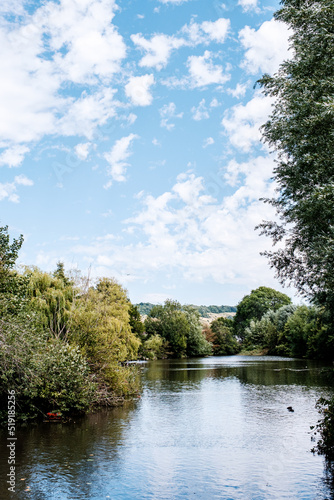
[69,277,140,395]
[210,317,240,355]
[183,305,212,357]
[144,300,212,357]
[234,286,292,339]
[26,266,75,339]
[0,225,23,276]
[129,304,145,339]
[257,0,334,312]
[0,226,27,316]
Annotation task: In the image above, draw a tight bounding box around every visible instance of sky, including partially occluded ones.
[0,0,298,307]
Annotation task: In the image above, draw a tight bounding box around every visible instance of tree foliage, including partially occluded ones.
[0,225,27,316]
[144,300,212,357]
[234,286,292,338]
[209,317,240,355]
[257,0,334,310]
[26,265,75,339]
[69,278,141,395]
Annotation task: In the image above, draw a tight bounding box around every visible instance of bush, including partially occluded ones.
[0,316,95,422]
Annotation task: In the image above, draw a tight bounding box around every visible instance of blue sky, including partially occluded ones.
[0,0,297,306]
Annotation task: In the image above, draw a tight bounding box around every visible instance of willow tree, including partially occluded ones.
[257,0,334,311]
[69,278,141,396]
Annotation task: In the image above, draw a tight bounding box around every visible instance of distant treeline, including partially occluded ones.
[136,302,237,317]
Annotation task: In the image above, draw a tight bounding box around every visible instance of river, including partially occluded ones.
[1,356,334,499]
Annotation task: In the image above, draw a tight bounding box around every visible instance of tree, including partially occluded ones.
[129,304,145,339]
[234,286,292,339]
[183,305,212,357]
[0,225,23,276]
[257,0,334,311]
[0,226,26,316]
[69,278,141,395]
[210,317,240,355]
[26,266,75,339]
[144,300,212,357]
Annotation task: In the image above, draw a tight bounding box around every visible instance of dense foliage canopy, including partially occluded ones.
[257,0,334,311]
[234,286,291,339]
[144,300,212,358]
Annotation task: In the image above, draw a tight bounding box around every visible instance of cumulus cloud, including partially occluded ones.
[125,74,155,106]
[238,0,259,12]
[240,19,291,75]
[58,88,118,139]
[227,82,248,98]
[40,0,125,84]
[131,17,230,71]
[74,143,91,161]
[201,18,230,43]
[0,0,125,158]
[104,133,138,184]
[187,50,230,88]
[71,164,277,287]
[131,33,185,70]
[181,18,230,45]
[222,93,273,152]
[0,145,30,167]
[0,174,33,202]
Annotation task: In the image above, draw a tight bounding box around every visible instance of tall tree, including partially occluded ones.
[234,286,291,339]
[144,300,212,357]
[257,0,334,310]
[0,226,26,316]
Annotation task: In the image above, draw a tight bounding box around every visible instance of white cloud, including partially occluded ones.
[131,17,230,72]
[0,0,26,15]
[104,165,276,285]
[14,174,34,186]
[0,145,30,167]
[203,137,214,148]
[159,102,183,130]
[58,88,118,139]
[222,93,273,152]
[131,33,185,70]
[74,142,91,161]
[191,99,209,121]
[104,133,138,184]
[181,18,230,45]
[0,174,33,202]
[125,74,155,106]
[238,0,259,12]
[40,0,125,84]
[210,98,220,108]
[64,160,290,298]
[126,113,137,125]
[201,18,230,43]
[0,0,125,156]
[187,51,230,88]
[227,82,248,98]
[240,19,291,75]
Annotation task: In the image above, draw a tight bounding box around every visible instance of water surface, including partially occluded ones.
[1,356,333,499]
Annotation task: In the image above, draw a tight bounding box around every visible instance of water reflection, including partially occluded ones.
[0,356,333,499]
